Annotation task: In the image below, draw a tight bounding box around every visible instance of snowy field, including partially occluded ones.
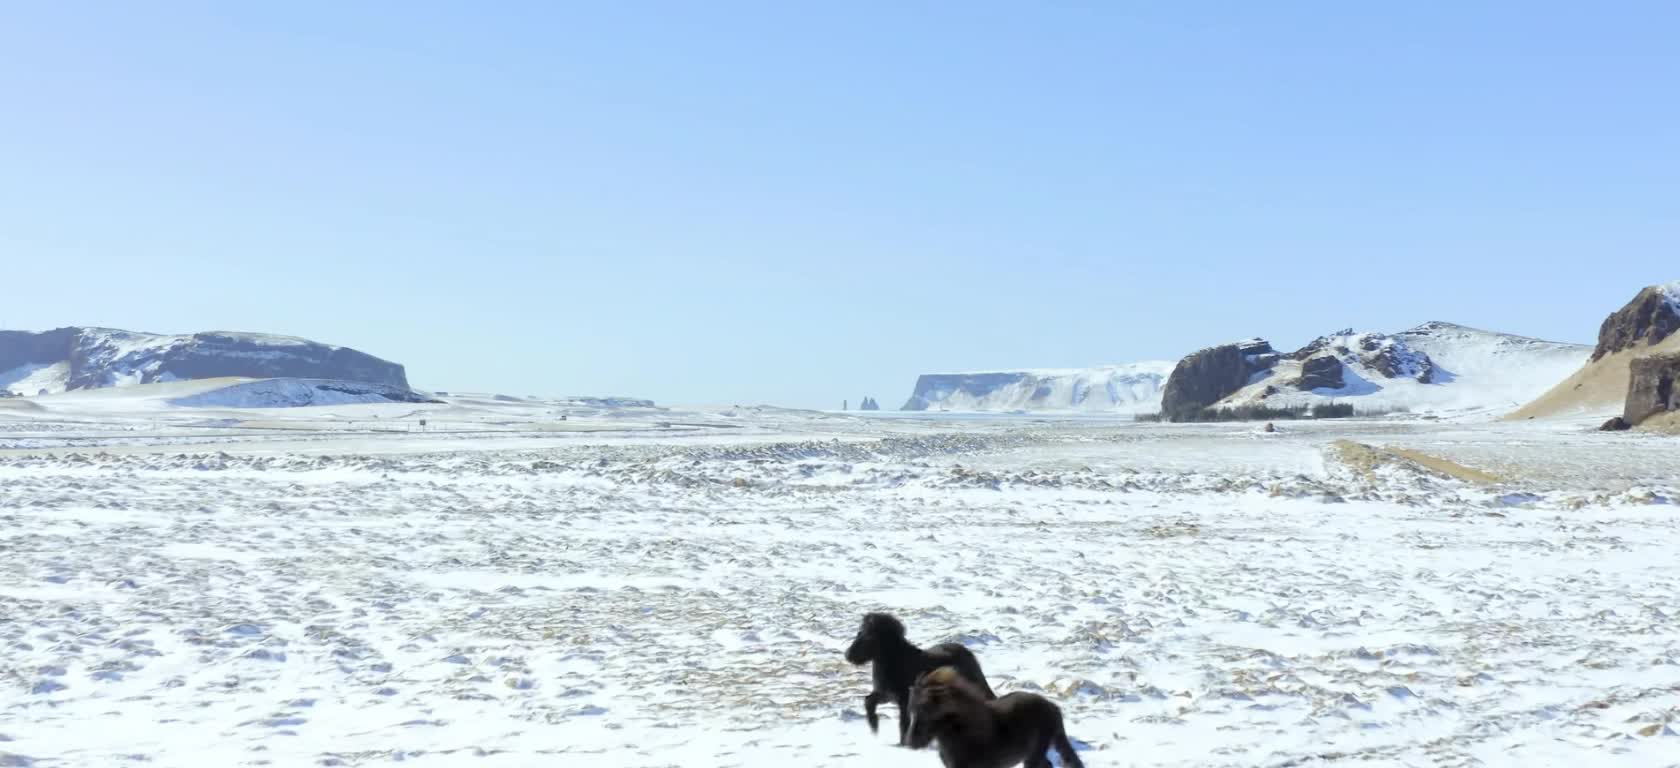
[3,392,1680,767]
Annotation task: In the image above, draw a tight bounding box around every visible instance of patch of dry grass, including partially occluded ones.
[1327,440,1505,485]
[1506,335,1680,421]
[1635,410,1680,435]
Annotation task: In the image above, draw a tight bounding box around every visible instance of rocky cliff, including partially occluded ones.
[0,327,410,396]
[1159,339,1279,420]
[1593,282,1680,361]
[1294,354,1346,391]
[1622,353,1680,427]
[1290,329,1435,384]
[1509,281,1680,421]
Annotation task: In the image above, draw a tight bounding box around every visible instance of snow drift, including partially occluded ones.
[168,378,440,409]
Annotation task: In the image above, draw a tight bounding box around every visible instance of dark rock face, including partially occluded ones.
[0,327,410,393]
[1290,330,1433,383]
[1361,336,1434,383]
[0,327,78,376]
[1600,416,1632,431]
[1295,355,1345,391]
[1593,285,1680,361]
[1161,339,1277,421]
[1623,353,1680,426]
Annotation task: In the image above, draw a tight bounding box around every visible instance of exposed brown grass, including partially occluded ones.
[1327,439,1504,485]
[1635,410,1680,435]
[1505,335,1680,421]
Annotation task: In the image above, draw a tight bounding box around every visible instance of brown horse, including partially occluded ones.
[905,666,1084,768]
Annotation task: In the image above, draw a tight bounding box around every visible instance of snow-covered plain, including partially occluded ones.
[3,391,1679,767]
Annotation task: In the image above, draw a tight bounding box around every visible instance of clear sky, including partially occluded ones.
[3,2,1676,408]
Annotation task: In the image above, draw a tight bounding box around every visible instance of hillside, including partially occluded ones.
[0,327,409,395]
[168,378,440,408]
[901,362,1176,413]
[1164,322,1589,420]
[1508,282,1680,421]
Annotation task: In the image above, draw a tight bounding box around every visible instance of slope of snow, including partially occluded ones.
[1222,323,1590,417]
[168,378,436,409]
[0,361,69,396]
[902,362,1176,413]
[71,328,181,389]
[0,416,1677,766]
[6,378,264,419]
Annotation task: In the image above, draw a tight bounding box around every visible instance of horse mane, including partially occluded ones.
[915,666,995,730]
[861,611,907,641]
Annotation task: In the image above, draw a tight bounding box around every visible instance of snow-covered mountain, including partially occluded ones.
[1166,322,1590,419]
[901,362,1176,413]
[0,327,409,396]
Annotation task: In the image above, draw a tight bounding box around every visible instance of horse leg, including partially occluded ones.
[864,690,882,733]
[1024,735,1055,768]
[895,692,912,745]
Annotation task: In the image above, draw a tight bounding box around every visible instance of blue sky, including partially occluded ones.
[3,2,1675,408]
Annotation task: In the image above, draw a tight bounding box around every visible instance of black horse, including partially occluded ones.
[843,612,996,745]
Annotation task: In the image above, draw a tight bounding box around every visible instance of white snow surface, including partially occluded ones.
[168,378,427,408]
[74,328,186,389]
[0,361,69,396]
[2,397,1679,767]
[1657,280,1680,313]
[904,361,1176,413]
[1224,323,1591,418]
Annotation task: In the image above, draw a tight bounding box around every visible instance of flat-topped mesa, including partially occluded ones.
[900,362,1174,413]
[0,326,409,395]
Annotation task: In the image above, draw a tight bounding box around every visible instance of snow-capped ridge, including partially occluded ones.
[1293,329,1434,383]
[1167,322,1590,419]
[0,326,409,395]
